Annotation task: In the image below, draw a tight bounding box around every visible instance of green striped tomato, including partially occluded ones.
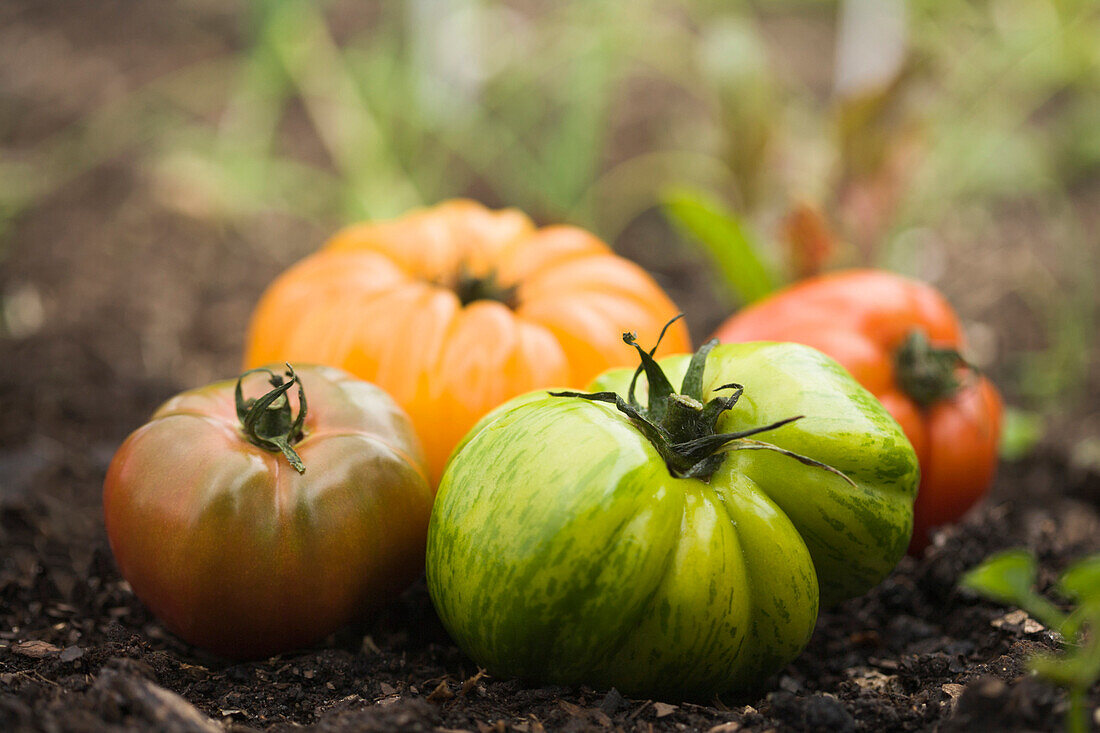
[426,337,918,699]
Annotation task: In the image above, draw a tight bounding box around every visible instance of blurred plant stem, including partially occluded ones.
[261,0,423,219]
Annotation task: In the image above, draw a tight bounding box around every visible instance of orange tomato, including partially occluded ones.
[712,269,1003,553]
[244,200,690,482]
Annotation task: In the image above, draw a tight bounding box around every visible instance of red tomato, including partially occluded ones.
[712,269,1003,553]
[103,364,432,658]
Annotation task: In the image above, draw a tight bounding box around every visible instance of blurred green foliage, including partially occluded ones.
[962,549,1100,733]
[999,407,1046,461]
[661,187,778,305]
[1,0,1097,450]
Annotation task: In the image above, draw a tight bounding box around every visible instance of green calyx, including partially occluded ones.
[893,330,970,408]
[553,316,854,484]
[235,363,307,474]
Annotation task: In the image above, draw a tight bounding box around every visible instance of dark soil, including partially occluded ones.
[3,440,1100,733]
[3,1,1100,730]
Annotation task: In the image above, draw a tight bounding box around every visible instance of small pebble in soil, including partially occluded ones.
[768,691,856,733]
[597,687,625,716]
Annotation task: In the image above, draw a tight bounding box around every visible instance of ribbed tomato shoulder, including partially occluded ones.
[715,269,964,351]
[324,199,534,282]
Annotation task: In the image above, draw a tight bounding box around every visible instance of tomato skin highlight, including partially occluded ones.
[918,378,1002,533]
[427,342,918,699]
[103,365,432,659]
[243,200,689,484]
[712,269,1004,552]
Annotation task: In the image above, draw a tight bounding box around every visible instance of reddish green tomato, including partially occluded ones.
[103,364,432,659]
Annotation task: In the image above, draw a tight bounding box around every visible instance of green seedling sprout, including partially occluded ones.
[961,550,1100,733]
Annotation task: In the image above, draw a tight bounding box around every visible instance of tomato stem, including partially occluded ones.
[552,317,853,484]
[893,330,973,408]
[450,264,518,309]
[235,364,307,474]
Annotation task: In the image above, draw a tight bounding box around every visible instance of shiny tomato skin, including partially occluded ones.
[919,378,1002,532]
[427,342,918,698]
[243,200,689,483]
[712,269,1003,552]
[103,364,432,659]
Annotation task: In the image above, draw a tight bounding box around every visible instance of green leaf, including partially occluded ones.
[1058,554,1100,603]
[661,187,778,305]
[999,407,1044,461]
[1029,650,1088,687]
[961,550,1070,632]
[960,549,1038,605]
[1059,599,1100,643]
